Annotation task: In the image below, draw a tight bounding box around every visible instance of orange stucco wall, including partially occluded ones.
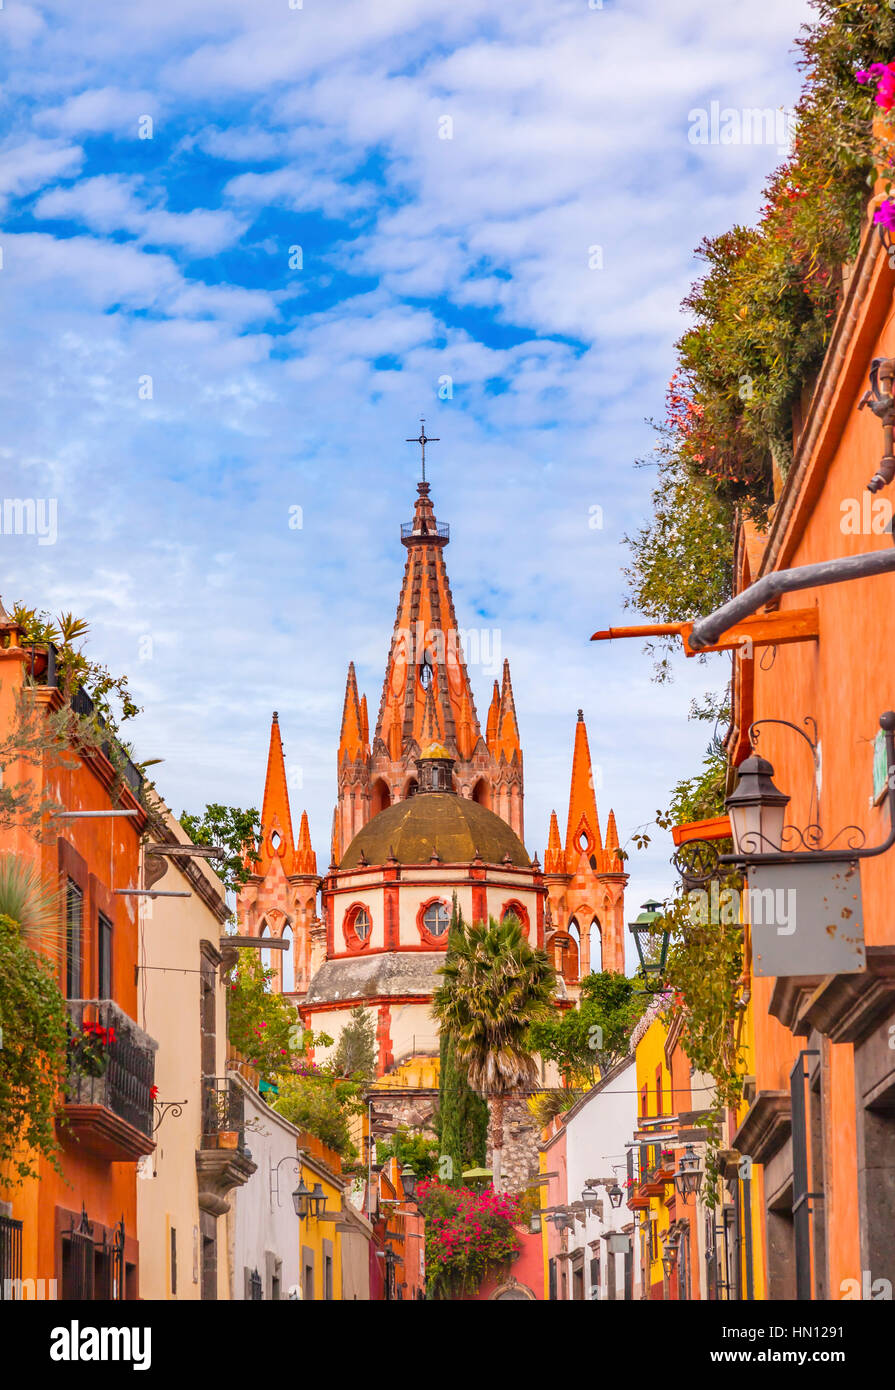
[0,649,146,1290]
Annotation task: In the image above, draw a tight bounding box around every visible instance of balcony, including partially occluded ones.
[195,1076,256,1216]
[401,520,450,545]
[64,1000,157,1161]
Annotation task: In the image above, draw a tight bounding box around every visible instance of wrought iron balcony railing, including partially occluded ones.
[201,1076,247,1150]
[66,999,157,1139]
[400,521,450,542]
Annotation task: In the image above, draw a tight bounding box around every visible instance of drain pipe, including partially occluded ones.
[689,525,895,651]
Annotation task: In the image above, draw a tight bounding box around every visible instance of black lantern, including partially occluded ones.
[674,1144,704,1199]
[725,755,790,856]
[607,1181,624,1210]
[309,1182,328,1218]
[629,900,670,982]
[292,1179,312,1220]
[400,1164,418,1202]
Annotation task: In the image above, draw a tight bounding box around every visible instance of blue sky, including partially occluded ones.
[0,0,811,944]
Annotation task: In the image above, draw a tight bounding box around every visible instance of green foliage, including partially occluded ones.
[432,911,555,1099]
[645,885,746,1203]
[180,803,261,891]
[433,897,490,1186]
[12,604,141,735]
[330,1005,376,1080]
[272,1072,362,1160]
[624,3,895,676]
[226,951,300,1080]
[0,855,63,958]
[435,1027,489,1186]
[526,1088,583,1130]
[376,1126,441,1179]
[529,971,646,1086]
[0,913,69,1183]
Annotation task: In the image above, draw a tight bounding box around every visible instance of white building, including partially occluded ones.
[557,1057,642,1301]
[227,1076,304,1300]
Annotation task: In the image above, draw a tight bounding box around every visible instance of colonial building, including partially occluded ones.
[237,462,628,1084]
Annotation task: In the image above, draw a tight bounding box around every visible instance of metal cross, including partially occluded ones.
[406,416,439,482]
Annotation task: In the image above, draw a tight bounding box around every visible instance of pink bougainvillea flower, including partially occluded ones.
[856,62,895,111]
[874,199,895,232]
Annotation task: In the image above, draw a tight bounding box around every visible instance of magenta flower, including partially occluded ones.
[875,199,895,232]
[857,62,895,111]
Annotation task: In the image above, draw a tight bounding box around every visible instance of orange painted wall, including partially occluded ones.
[0,648,146,1290]
[743,234,895,1294]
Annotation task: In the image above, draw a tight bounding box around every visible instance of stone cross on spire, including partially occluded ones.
[405,415,439,482]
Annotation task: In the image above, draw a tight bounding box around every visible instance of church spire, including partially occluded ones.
[339,662,367,763]
[373,466,482,761]
[604,808,624,870]
[294,809,317,876]
[564,709,601,873]
[485,680,500,754]
[545,810,564,874]
[495,659,521,762]
[257,711,295,874]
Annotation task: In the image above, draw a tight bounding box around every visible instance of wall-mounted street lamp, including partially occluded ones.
[674,1145,704,1199]
[661,1234,680,1281]
[271,1155,305,1215]
[720,712,895,868]
[292,1179,312,1220]
[400,1164,418,1203]
[580,1184,600,1213]
[726,756,790,857]
[628,901,670,989]
[607,1181,624,1210]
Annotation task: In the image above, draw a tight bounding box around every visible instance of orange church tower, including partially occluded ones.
[543,709,627,984]
[333,436,522,858]
[237,712,322,999]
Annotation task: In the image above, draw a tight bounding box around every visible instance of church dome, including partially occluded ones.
[340,793,531,870]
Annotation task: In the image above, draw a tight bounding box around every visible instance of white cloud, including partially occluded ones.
[0,0,813,917]
[0,138,83,209]
[34,175,246,255]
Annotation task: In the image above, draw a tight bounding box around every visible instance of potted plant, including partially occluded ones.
[205,1089,239,1149]
[70,1020,116,1078]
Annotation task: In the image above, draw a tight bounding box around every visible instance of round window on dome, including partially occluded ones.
[354,908,371,941]
[423,901,450,937]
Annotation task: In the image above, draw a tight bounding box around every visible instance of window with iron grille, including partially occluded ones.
[170,1227,177,1297]
[65,880,83,999]
[97,912,112,999]
[0,1215,23,1300]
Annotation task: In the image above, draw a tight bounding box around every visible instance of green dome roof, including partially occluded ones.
[340,793,531,870]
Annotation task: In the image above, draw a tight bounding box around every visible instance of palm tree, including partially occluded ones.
[432,911,555,1191]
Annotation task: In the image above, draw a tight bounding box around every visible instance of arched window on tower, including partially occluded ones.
[551,926,579,983]
[282,923,295,993]
[371,778,391,817]
[589,918,602,975]
[259,923,272,985]
[472,778,491,811]
[567,919,581,982]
